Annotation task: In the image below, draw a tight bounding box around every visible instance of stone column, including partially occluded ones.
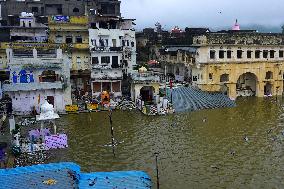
[227,83,237,100]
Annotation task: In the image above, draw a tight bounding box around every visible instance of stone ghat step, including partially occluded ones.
[172,87,236,112]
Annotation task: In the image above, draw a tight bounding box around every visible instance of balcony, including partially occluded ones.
[3,82,64,92]
[131,72,160,83]
[91,46,123,52]
[9,57,62,69]
[91,69,123,80]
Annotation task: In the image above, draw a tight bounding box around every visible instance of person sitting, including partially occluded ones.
[0,146,7,169]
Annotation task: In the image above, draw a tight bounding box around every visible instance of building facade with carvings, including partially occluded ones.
[191,31,284,99]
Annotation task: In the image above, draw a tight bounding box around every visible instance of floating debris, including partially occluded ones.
[43,179,57,185]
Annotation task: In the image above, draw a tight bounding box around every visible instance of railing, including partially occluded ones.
[91,46,123,52]
[3,82,63,92]
[132,72,160,83]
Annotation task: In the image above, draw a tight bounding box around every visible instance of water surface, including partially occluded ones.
[50,97,284,189]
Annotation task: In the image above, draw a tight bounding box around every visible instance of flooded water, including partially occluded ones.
[50,97,284,189]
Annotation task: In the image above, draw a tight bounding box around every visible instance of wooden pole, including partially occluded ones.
[109,110,115,157]
[154,152,160,189]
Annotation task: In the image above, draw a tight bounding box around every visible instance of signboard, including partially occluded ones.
[65,105,79,112]
[87,103,98,110]
[52,16,70,22]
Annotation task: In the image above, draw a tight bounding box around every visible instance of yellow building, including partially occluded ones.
[192,32,284,99]
[48,16,90,94]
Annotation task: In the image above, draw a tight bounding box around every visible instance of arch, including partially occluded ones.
[19,70,28,83]
[140,86,155,103]
[264,82,273,96]
[175,67,180,75]
[40,70,57,82]
[236,72,258,97]
[73,8,79,13]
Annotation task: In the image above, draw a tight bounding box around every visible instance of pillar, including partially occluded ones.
[227,83,237,100]
[258,82,265,97]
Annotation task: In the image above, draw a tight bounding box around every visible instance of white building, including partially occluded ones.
[2,48,72,115]
[10,12,48,42]
[89,18,136,99]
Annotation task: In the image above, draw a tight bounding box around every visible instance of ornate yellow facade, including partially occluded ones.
[192,32,284,99]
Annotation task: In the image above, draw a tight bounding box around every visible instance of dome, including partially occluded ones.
[232,19,240,31]
[139,66,147,73]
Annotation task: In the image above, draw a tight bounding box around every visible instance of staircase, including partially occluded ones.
[170,87,236,112]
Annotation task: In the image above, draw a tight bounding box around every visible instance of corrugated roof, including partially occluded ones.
[165,46,197,53]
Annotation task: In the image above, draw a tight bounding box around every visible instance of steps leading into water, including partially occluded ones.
[171,87,236,112]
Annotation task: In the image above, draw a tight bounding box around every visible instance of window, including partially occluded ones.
[265,71,273,79]
[219,50,224,59]
[76,36,82,43]
[263,50,268,58]
[131,41,135,47]
[93,82,101,92]
[73,8,79,13]
[279,50,284,58]
[101,56,110,64]
[57,8,62,14]
[92,57,99,64]
[76,57,81,64]
[227,50,232,59]
[209,73,213,80]
[55,35,63,43]
[32,7,38,13]
[105,39,109,47]
[255,50,260,59]
[270,50,275,58]
[91,39,96,46]
[220,74,229,82]
[210,50,215,59]
[126,40,129,46]
[122,40,125,46]
[247,50,252,59]
[28,22,31,27]
[112,39,117,47]
[237,50,242,59]
[66,36,73,44]
[112,56,119,68]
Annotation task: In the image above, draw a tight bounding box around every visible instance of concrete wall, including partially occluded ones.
[8,89,65,114]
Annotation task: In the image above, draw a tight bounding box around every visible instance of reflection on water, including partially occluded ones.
[50,97,284,189]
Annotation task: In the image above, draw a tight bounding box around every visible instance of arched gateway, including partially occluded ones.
[236,72,258,97]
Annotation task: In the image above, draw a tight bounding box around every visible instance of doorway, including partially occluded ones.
[47,96,54,107]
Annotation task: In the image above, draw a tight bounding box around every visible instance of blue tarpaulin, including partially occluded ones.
[0,162,152,189]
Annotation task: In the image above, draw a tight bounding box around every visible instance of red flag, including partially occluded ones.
[170,79,173,89]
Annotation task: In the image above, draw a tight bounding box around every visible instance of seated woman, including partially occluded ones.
[0,146,7,169]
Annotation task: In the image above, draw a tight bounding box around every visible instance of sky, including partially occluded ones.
[121,0,284,31]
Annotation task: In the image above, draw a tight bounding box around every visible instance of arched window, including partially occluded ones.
[220,74,229,82]
[265,71,273,80]
[73,8,79,13]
